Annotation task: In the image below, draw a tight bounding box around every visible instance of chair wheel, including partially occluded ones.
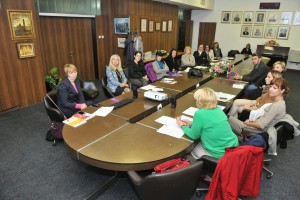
[266,174,273,179]
[52,140,57,146]
[196,191,203,198]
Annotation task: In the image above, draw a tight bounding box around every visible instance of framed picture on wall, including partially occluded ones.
[266,11,279,24]
[114,18,130,34]
[252,25,264,38]
[117,37,126,48]
[7,10,35,40]
[167,20,172,32]
[155,22,161,31]
[264,25,277,39]
[277,26,290,40]
[221,11,231,23]
[140,18,147,32]
[279,12,293,25]
[240,25,252,37]
[293,11,300,25]
[162,21,167,32]
[254,11,266,24]
[149,20,154,32]
[243,11,254,24]
[232,11,243,24]
[17,42,35,58]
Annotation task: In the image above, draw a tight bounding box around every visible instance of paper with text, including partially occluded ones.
[182,107,199,116]
[93,107,114,117]
[157,125,184,138]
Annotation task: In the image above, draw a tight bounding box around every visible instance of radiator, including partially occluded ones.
[289,50,300,63]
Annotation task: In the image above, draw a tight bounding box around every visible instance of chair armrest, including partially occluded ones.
[127,170,143,185]
[199,155,219,164]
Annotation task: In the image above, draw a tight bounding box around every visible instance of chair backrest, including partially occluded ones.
[144,62,157,82]
[128,161,203,200]
[43,91,65,122]
[101,77,114,98]
[228,50,240,57]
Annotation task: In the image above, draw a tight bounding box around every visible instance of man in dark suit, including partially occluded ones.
[234,53,269,92]
[243,27,249,35]
[244,14,252,22]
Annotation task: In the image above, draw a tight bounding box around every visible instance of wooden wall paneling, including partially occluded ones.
[67,17,95,80]
[185,20,193,47]
[198,22,216,48]
[0,0,45,111]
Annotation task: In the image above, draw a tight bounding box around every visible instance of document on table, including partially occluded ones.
[194,66,208,70]
[93,106,114,117]
[151,87,164,92]
[215,92,235,102]
[182,107,198,116]
[157,125,184,138]
[184,67,191,72]
[140,84,157,91]
[155,116,177,126]
[217,105,226,110]
[232,83,246,89]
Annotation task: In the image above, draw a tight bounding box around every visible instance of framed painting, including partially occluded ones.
[277,26,290,40]
[114,18,130,34]
[221,11,231,23]
[7,10,35,40]
[266,11,279,24]
[140,18,147,32]
[252,25,264,38]
[149,20,154,32]
[279,12,293,25]
[293,11,300,25]
[240,25,252,37]
[162,21,167,32]
[17,42,35,58]
[254,11,266,24]
[243,11,254,24]
[232,11,243,24]
[264,26,277,39]
[117,37,126,48]
[167,20,172,32]
[155,22,161,31]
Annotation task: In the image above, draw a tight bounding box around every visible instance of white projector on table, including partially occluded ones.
[144,91,168,101]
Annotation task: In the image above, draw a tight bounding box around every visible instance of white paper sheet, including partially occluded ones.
[184,67,191,72]
[180,115,193,122]
[151,87,164,92]
[194,66,208,70]
[217,105,226,110]
[182,107,199,116]
[232,83,245,89]
[155,116,177,126]
[215,92,235,102]
[140,84,157,91]
[157,125,184,138]
[93,107,114,117]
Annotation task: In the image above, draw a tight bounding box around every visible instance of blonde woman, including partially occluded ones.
[106,54,131,96]
[176,88,238,159]
[181,46,195,66]
[57,64,92,118]
[273,61,287,73]
[228,70,282,118]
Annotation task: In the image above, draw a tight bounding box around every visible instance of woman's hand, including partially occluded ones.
[121,82,129,87]
[176,116,189,127]
[243,104,252,110]
[143,75,149,81]
[80,103,87,110]
[181,119,192,127]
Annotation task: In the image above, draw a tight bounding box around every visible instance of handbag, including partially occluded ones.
[188,69,203,77]
[154,158,190,173]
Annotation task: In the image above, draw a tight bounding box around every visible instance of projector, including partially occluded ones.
[144,91,168,101]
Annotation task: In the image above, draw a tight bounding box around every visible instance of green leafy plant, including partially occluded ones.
[45,67,61,91]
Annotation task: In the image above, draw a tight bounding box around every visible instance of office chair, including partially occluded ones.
[144,62,157,83]
[122,67,132,89]
[127,161,204,200]
[228,50,240,57]
[78,78,99,100]
[101,77,115,98]
[43,91,65,146]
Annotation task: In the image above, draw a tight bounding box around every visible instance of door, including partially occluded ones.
[197,22,216,48]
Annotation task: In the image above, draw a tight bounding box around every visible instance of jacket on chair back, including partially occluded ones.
[205,146,264,200]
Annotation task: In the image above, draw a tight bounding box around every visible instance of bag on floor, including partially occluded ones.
[46,122,64,141]
[154,158,190,173]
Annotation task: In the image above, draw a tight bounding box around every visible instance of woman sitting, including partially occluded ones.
[57,64,92,118]
[165,48,180,72]
[229,77,289,137]
[273,61,287,74]
[106,54,131,96]
[176,88,239,159]
[193,44,207,66]
[241,43,252,55]
[128,51,149,87]
[212,42,223,59]
[152,52,169,80]
[228,70,282,118]
[205,44,214,65]
[181,46,195,66]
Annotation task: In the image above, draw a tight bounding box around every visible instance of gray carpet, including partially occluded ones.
[0,72,299,200]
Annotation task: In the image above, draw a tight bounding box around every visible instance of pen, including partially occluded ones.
[220,97,227,100]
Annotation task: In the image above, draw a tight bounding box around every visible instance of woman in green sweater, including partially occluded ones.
[176,88,239,159]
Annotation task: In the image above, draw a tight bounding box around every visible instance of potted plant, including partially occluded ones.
[45,67,61,92]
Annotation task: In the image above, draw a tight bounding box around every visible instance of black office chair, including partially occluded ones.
[43,91,65,146]
[101,77,114,98]
[127,161,204,200]
[78,78,99,100]
[122,67,132,89]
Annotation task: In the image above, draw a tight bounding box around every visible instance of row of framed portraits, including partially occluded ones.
[113,17,173,34]
[240,25,290,40]
[221,11,300,25]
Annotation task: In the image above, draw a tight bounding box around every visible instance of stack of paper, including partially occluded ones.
[63,113,90,127]
[155,116,184,138]
[140,84,157,91]
[215,92,235,102]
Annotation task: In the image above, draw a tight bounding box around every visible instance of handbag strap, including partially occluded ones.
[46,93,67,120]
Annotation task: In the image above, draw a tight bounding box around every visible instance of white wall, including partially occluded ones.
[191,0,300,70]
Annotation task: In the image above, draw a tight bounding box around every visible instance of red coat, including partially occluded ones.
[205,146,264,200]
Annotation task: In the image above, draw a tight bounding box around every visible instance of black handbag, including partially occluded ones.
[188,69,203,77]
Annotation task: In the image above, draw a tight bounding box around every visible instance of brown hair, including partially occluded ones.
[270,77,289,98]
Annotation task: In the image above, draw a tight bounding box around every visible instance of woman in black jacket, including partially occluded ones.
[128,51,149,87]
[165,48,180,72]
